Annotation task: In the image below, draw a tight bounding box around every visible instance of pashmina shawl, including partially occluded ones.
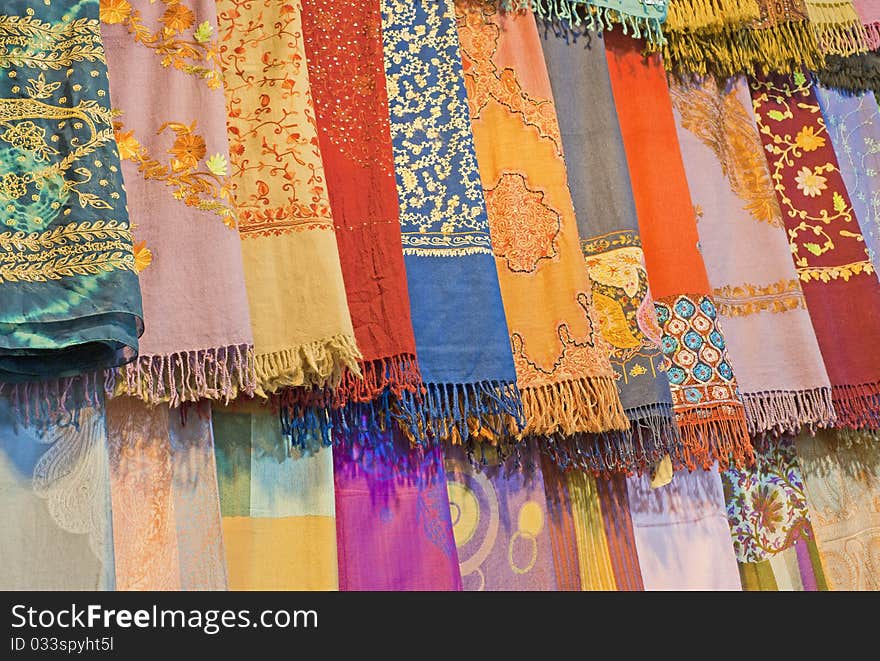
[540,23,680,473]
[605,31,752,470]
[283,0,422,443]
[0,403,115,590]
[107,397,227,590]
[627,468,743,589]
[216,0,361,396]
[815,86,880,270]
[100,0,256,407]
[670,75,835,436]
[659,0,824,78]
[855,0,880,44]
[334,430,462,591]
[596,474,645,590]
[796,429,880,590]
[455,5,628,459]
[503,0,668,46]
[213,404,338,590]
[565,470,620,589]
[446,445,560,590]
[738,537,827,590]
[751,73,880,429]
[379,0,523,445]
[0,0,143,415]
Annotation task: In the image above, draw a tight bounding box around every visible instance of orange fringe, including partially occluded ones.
[675,403,754,470]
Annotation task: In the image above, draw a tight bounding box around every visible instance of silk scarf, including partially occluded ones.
[0,0,143,418]
[213,404,338,590]
[815,86,880,271]
[101,0,255,407]
[796,429,880,590]
[605,31,752,470]
[446,445,560,590]
[539,23,679,473]
[659,0,824,78]
[334,430,462,591]
[380,0,523,445]
[455,5,628,463]
[285,0,422,443]
[0,402,115,589]
[216,0,361,397]
[107,397,227,590]
[751,72,880,429]
[670,75,835,436]
[627,468,743,589]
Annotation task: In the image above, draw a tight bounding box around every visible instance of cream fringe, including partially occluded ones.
[254,332,363,396]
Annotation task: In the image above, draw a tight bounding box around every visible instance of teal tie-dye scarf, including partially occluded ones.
[0,1,143,411]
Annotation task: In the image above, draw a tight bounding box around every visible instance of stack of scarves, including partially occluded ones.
[539,23,680,472]
[100,0,256,408]
[670,75,835,436]
[751,72,880,429]
[0,0,143,419]
[605,31,753,469]
[216,0,361,399]
[379,0,524,446]
[454,4,628,467]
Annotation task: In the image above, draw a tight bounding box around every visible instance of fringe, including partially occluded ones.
[675,403,754,470]
[742,387,836,437]
[816,49,880,94]
[505,0,667,46]
[397,379,526,445]
[254,332,362,396]
[540,402,681,475]
[806,3,870,55]
[866,20,880,50]
[0,371,104,429]
[110,343,256,407]
[660,19,826,78]
[665,0,760,32]
[831,382,880,429]
[521,375,630,437]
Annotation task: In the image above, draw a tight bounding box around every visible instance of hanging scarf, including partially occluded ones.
[502,0,667,45]
[817,49,880,95]
[539,22,679,473]
[0,403,115,590]
[670,75,835,436]
[446,445,561,590]
[751,73,880,429]
[100,0,255,407]
[659,0,824,78]
[334,430,462,591]
[855,0,880,44]
[540,455,584,590]
[815,86,880,271]
[805,0,870,54]
[0,0,143,417]
[796,429,880,590]
[627,468,743,589]
[379,0,523,445]
[213,403,338,590]
[605,32,752,470]
[216,0,361,397]
[107,397,227,590]
[283,0,422,443]
[595,475,645,590]
[455,5,628,463]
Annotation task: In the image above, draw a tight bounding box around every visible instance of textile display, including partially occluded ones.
[379,0,523,444]
[213,405,338,590]
[455,5,627,458]
[216,0,361,396]
[0,402,115,590]
[596,474,645,590]
[855,0,880,46]
[817,48,880,94]
[539,20,679,473]
[334,430,461,590]
[107,397,227,590]
[0,0,144,415]
[539,455,585,590]
[804,0,870,55]
[751,72,880,429]
[605,30,753,470]
[670,75,835,436]
[101,0,256,407]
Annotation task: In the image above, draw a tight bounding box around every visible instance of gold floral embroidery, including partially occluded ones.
[112,119,236,226]
[99,0,222,88]
[132,239,152,273]
[0,14,105,69]
[669,77,783,227]
[0,220,135,283]
[713,278,807,316]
